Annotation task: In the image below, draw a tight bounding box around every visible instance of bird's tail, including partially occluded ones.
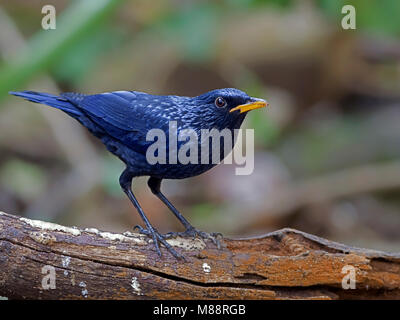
[9,91,82,116]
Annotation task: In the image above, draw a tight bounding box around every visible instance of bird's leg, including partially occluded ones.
[148,177,223,249]
[119,170,184,259]
[148,177,193,229]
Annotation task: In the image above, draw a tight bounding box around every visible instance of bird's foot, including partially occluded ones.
[164,227,223,249]
[133,225,185,260]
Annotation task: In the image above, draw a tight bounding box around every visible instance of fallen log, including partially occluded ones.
[0,211,399,299]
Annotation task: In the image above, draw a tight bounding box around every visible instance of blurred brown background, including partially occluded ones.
[0,0,399,252]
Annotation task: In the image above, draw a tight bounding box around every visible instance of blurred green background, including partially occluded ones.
[0,0,399,252]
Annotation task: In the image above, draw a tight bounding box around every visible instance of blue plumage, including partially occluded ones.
[10,88,267,259]
[9,91,82,116]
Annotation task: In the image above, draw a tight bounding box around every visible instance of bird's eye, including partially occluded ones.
[215,97,227,108]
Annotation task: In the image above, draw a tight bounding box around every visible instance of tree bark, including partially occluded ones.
[0,211,399,300]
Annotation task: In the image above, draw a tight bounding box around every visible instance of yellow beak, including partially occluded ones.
[229,98,268,114]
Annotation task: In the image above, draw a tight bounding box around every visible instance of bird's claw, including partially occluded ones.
[133,224,150,235]
[133,225,186,260]
[164,227,223,249]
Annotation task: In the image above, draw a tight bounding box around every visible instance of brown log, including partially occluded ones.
[0,211,399,300]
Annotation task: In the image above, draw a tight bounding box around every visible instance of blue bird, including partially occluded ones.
[9,88,267,259]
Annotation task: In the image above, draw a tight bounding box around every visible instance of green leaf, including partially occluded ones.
[0,0,123,101]
[0,159,47,201]
[101,153,125,197]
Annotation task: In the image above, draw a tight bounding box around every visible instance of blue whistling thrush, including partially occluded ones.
[10,88,267,259]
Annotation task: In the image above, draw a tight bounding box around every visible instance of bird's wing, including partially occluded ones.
[62,91,169,153]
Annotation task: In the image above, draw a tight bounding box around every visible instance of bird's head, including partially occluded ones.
[191,88,268,129]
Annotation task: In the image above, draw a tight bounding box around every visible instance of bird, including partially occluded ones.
[9,88,268,259]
